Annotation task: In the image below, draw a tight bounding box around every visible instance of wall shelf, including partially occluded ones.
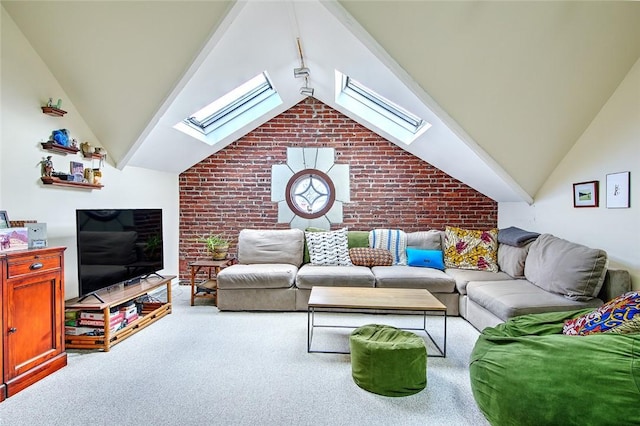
[41,176,103,190]
[40,141,79,155]
[82,152,105,160]
[41,106,67,117]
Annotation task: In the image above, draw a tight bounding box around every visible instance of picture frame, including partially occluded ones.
[573,181,599,208]
[0,211,9,229]
[70,161,84,176]
[606,171,630,208]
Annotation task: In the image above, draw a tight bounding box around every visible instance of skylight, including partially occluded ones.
[175,72,281,145]
[334,71,430,145]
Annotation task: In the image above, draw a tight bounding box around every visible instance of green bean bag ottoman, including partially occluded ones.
[350,324,426,397]
[470,309,640,426]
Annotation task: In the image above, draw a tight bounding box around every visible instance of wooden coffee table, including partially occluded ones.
[307,286,447,357]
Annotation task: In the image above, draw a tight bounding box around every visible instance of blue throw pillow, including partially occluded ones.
[406,248,445,270]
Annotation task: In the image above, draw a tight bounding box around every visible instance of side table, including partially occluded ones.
[189,259,233,306]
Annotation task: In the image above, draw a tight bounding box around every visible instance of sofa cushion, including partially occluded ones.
[562,291,640,335]
[406,230,443,250]
[446,268,513,295]
[349,248,393,267]
[372,266,455,293]
[406,248,445,270]
[238,229,304,266]
[443,226,498,272]
[497,242,532,278]
[217,264,298,289]
[467,280,603,322]
[524,234,608,301]
[295,264,375,289]
[369,229,407,265]
[305,228,352,266]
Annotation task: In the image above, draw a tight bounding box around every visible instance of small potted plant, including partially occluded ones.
[200,233,230,260]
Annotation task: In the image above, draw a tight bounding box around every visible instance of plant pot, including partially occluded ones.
[211,244,229,260]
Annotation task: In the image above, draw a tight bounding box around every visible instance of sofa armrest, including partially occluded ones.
[597,268,632,301]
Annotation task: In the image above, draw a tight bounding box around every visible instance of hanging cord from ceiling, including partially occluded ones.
[294,37,314,97]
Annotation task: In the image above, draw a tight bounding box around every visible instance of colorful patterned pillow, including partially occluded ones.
[305,228,352,266]
[349,248,393,267]
[443,226,498,272]
[562,291,640,335]
[369,229,407,265]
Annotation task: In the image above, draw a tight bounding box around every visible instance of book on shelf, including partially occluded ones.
[65,323,121,336]
[124,313,139,324]
[80,308,120,321]
[78,312,124,327]
[120,304,138,318]
[65,326,101,336]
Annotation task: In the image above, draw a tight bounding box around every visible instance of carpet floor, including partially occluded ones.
[0,284,489,425]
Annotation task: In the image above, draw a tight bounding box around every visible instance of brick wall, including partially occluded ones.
[179,98,497,278]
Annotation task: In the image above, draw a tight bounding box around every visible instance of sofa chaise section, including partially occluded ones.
[461,233,632,331]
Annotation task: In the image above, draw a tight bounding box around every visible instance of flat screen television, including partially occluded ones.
[76,209,164,299]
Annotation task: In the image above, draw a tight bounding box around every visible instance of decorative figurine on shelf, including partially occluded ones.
[93,169,102,185]
[47,98,53,107]
[56,98,62,109]
[71,138,79,149]
[80,141,91,156]
[84,168,94,184]
[40,156,54,177]
[51,129,69,147]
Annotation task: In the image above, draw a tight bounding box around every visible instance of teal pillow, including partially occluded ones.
[406,248,445,270]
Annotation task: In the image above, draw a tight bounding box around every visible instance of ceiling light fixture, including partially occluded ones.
[299,85,314,97]
[294,67,310,78]
[294,37,314,97]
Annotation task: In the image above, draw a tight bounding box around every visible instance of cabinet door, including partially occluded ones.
[4,271,64,381]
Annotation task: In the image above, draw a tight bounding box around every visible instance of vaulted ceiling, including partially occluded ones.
[3,1,639,203]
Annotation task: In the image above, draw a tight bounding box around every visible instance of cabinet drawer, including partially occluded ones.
[6,254,61,279]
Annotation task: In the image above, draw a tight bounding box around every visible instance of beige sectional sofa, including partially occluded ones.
[216,228,631,331]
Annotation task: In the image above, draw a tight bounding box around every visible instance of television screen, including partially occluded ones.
[76,209,164,297]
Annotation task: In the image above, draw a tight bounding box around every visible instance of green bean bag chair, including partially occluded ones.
[470,309,640,426]
[350,324,426,397]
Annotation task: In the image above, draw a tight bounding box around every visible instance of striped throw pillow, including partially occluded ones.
[369,229,408,265]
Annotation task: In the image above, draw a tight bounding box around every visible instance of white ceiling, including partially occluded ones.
[3,1,639,203]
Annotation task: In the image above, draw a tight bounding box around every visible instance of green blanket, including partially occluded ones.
[470,310,640,426]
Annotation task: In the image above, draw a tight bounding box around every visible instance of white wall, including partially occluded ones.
[499,57,640,290]
[1,7,180,298]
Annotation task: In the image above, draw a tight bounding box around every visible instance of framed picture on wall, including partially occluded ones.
[573,181,599,208]
[0,211,9,229]
[606,171,630,208]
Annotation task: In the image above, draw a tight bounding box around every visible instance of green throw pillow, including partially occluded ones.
[348,231,370,249]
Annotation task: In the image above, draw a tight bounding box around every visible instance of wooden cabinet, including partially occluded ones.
[1,247,67,400]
